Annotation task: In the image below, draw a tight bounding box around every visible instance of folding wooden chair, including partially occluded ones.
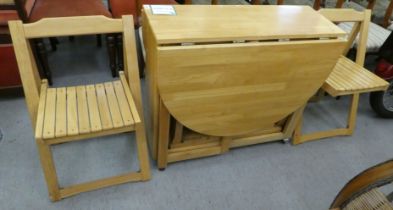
[293,9,389,144]
[8,15,151,201]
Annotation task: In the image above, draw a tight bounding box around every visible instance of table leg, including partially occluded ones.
[157,99,170,170]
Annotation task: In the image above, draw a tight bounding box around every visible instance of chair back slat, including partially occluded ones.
[23,15,123,38]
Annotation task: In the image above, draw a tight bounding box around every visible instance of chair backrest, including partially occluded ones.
[319,8,371,66]
[8,15,142,128]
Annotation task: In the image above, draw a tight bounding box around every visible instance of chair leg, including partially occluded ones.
[292,115,304,145]
[346,93,360,135]
[157,100,170,170]
[49,38,58,51]
[134,29,145,78]
[116,34,124,72]
[96,34,102,47]
[35,39,53,85]
[135,123,151,180]
[292,94,360,145]
[106,34,117,77]
[36,139,61,201]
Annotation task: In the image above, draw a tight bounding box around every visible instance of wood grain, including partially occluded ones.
[23,15,123,38]
[143,5,346,44]
[157,39,345,136]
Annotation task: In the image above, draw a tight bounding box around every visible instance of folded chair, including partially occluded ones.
[9,15,151,201]
[293,9,389,144]
[329,159,393,210]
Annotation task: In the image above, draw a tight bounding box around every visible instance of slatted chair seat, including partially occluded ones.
[343,188,393,210]
[338,22,390,53]
[35,73,139,143]
[323,56,389,97]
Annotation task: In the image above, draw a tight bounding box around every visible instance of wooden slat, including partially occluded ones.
[86,85,102,132]
[220,137,231,153]
[172,121,183,145]
[340,58,386,84]
[324,57,389,96]
[330,67,361,90]
[113,81,134,126]
[35,81,48,140]
[23,16,123,38]
[96,84,113,130]
[104,82,124,128]
[60,172,142,199]
[55,88,67,138]
[230,133,285,148]
[168,146,222,163]
[67,87,78,135]
[76,86,90,134]
[170,140,220,153]
[46,126,134,145]
[293,128,349,145]
[43,88,56,139]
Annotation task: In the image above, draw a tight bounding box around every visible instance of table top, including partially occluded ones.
[143,5,346,44]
